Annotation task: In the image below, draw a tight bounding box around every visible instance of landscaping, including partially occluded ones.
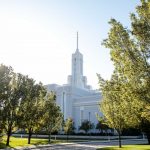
[98,145,150,150]
[0,136,64,149]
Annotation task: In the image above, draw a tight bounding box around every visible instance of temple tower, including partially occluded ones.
[68,32,89,89]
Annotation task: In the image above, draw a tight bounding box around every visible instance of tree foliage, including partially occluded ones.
[64,118,74,141]
[98,0,150,146]
[0,65,28,146]
[0,64,62,145]
[98,73,131,148]
[43,92,62,143]
[96,117,109,135]
[0,64,13,143]
[18,77,46,144]
[79,120,94,134]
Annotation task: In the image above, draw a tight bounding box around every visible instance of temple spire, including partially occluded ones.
[76,32,79,51]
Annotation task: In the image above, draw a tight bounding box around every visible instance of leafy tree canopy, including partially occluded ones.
[98,0,150,146]
[79,120,94,134]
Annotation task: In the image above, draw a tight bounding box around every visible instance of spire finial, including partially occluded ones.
[76,32,78,51]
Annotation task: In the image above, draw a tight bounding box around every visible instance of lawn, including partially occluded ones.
[0,136,64,149]
[98,145,150,150]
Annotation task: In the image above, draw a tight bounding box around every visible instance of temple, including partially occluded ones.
[45,33,101,132]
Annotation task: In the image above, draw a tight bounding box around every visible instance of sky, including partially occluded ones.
[0,0,140,89]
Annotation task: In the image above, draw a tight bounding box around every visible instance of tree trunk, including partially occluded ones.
[118,131,122,148]
[28,128,32,144]
[67,132,69,142]
[6,126,12,146]
[48,132,51,144]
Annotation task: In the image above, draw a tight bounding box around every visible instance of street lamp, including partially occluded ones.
[88,112,91,140]
[89,112,91,122]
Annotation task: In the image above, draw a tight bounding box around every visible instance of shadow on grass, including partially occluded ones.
[0,139,60,149]
[0,143,18,149]
[0,142,7,149]
[31,141,49,145]
[0,140,48,149]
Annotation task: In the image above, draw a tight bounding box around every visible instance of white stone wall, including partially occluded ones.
[73,94,102,131]
[45,84,102,132]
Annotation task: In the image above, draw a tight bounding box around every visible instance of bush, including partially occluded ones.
[79,120,94,134]
[122,128,141,136]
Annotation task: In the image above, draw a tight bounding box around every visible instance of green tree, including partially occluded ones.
[0,64,11,142]
[0,65,27,146]
[18,77,46,144]
[96,117,109,135]
[79,120,94,134]
[64,118,75,141]
[43,92,62,143]
[98,0,150,145]
[98,73,129,148]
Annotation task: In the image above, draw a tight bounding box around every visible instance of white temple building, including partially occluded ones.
[46,33,102,132]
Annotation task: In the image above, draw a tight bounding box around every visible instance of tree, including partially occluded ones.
[0,65,27,146]
[98,0,150,145]
[79,120,94,134]
[0,64,11,142]
[18,77,46,144]
[64,118,75,141]
[98,73,129,148]
[43,92,63,143]
[96,117,109,135]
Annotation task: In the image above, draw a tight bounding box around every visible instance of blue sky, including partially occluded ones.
[0,0,140,89]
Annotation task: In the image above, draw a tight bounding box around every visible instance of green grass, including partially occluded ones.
[0,136,64,149]
[98,145,150,150]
